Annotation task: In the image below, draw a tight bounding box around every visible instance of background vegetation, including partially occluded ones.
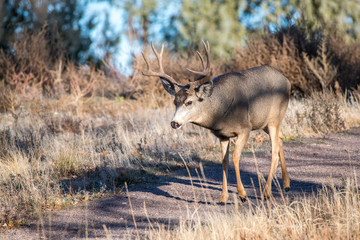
[0,0,360,237]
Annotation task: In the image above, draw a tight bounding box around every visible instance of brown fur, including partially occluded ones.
[171,66,291,202]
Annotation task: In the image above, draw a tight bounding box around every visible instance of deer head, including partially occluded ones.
[142,40,213,129]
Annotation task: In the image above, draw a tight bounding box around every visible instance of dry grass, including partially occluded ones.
[0,26,360,230]
[149,178,360,240]
[0,92,359,228]
[0,97,216,226]
[282,91,358,137]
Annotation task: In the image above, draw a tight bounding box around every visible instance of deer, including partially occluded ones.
[141,40,291,203]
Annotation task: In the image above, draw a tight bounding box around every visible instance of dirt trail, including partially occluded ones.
[2,128,360,239]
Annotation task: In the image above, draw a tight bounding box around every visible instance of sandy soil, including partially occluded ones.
[2,128,360,239]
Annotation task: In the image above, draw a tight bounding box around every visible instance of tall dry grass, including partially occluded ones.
[0,98,217,226]
[282,91,359,137]
[149,178,360,239]
[1,93,359,227]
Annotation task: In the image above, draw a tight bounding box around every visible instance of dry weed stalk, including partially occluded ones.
[49,60,65,95]
[67,64,97,115]
[283,91,348,136]
[100,57,136,98]
[0,85,18,120]
[303,39,337,93]
[352,84,360,101]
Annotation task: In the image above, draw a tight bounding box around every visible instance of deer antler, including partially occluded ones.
[187,40,211,82]
[142,41,212,95]
[142,41,177,84]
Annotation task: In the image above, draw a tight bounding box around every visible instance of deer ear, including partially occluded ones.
[160,78,176,96]
[195,81,213,99]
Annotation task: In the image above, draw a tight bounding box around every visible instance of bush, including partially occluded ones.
[0,27,130,102]
[228,26,360,97]
[0,28,58,97]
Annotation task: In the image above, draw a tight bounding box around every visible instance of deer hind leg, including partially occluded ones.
[233,131,250,202]
[264,127,290,194]
[219,138,230,203]
[263,125,281,198]
[279,131,290,191]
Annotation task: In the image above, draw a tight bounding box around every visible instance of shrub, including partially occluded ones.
[0,27,60,97]
[225,26,360,97]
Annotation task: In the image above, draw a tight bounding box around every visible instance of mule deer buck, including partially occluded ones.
[142,40,291,203]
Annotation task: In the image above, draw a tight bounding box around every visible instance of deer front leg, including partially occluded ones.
[279,131,290,191]
[219,138,230,203]
[233,131,250,202]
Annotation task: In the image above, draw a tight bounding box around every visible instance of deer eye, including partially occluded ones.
[185,101,192,107]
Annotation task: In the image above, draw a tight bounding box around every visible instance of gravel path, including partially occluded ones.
[2,128,360,239]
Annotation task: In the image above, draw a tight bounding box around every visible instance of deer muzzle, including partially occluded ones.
[171,121,181,129]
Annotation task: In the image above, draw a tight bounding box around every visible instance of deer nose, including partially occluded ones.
[171,121,181,129]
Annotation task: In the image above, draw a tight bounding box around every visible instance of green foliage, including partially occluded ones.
[177,0,247,57]
[178,0,360,52]
[257,0,360,41]
[290,0,360,40]
[149,0,360,58]
[123,0,159,46]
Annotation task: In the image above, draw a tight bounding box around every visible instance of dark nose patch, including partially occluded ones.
[171,121,181,129]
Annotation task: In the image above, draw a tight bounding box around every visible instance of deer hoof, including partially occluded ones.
[219,194,228,204]
[285,187,290,192]
[240,196,247,203]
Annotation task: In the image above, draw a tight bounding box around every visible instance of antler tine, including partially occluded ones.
[150,41,165,73]
[196,50,205,69]
[141,51,151,73]
[186,40,211,78]
[142,41,177,84]
[202,39,210,69]
[142,50,159,77]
